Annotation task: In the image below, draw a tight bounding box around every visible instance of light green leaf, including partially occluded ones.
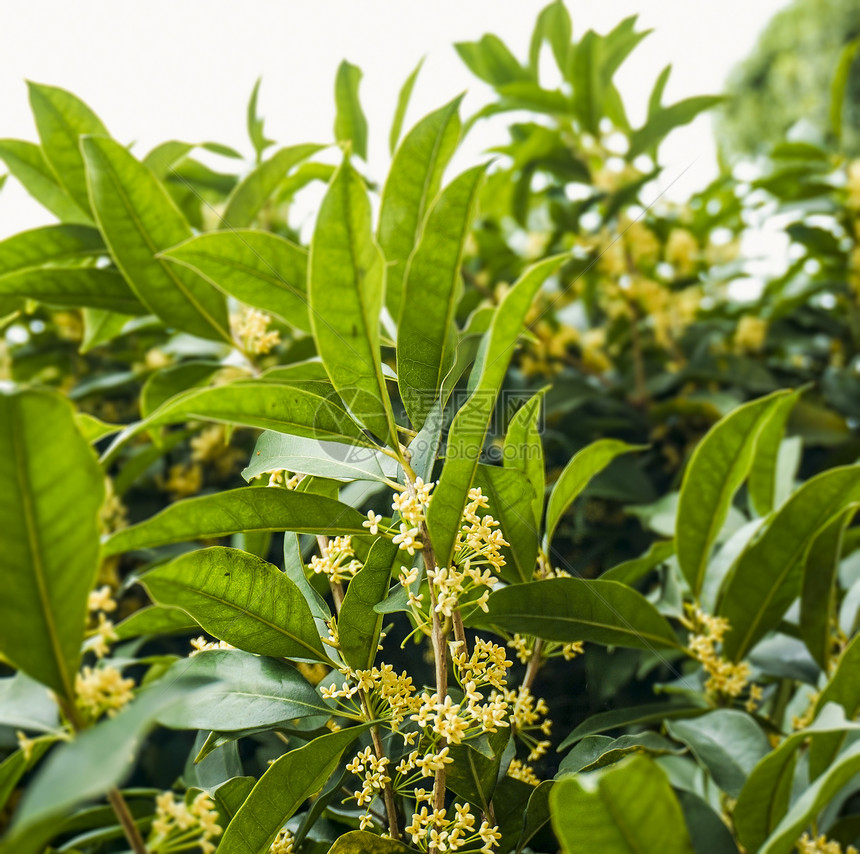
[219,727,367,854]
[0,139,90,222]
[80,307,135,351]
[0,267,143,314]
[284,532,331,623]
[161,229,311,333]
[666,710,769,797]
[247,77,276,162]
[339,539,399,671]
[104,487,367,555]
[378,97,462,320]
[800,506,856,671]
[628,95,724,160]
[569,31,604,135]
[81,135,231,342]
[529,1,573,73]
[113,605,197,639]
[0,223,103,275]
[455,34,531,87]
[309,157,395,444]
[156,649,331,731]
[503,387,547,530]
[141,547,330,662]
[0,388,104,704]
[545,439,644,548]
[831,39,860,143]
[719,465,860,660]
[676,390,791,596]
[328,831,417,854]
[550,755,695,854]
[27,82,109,215]
[222,144,324,228]
[389,58,425,155]
[139,360,223,417]
[0,672,60,733]
[558,732,682,775]
[427,256,563,567]
[397,165,486,428]
[470,577,680,651]
[74,412,122,444]
[334,61,368,160]
[243,431,398,484]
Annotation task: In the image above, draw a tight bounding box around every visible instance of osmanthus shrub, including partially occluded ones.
[1,5,860,854]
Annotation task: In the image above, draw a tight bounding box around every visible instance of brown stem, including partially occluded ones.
[522,638,544,694]
[107,788,148,854]
[452,609,469,654]
[359,689,401,841]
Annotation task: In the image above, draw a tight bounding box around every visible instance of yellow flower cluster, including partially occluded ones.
[846,160,860,210]
[798,833,858,854]
[190,636,235,655]
[267,469,304,489]
[404,800,501,854]
[508,757,541,786]
[321,662,418,731]
[390,477,433,555]
[346,745,392,811]
[99,480,128,533]
[232,306,280,354]
[75,665,135,720]
[151,791,222,854]
[190,424,246,477]
[683,607,752,699]
[310,536,362,585]
[160,462,203,500]
[270,827,296,853]
[505,685,552,762]
[507,633,583,664]
[734,315,768,353]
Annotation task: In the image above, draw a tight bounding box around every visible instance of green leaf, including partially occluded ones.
[327,831,417,854]
[529,1,572,74]
[141,547,330,662]
[427,256,563,567]
[569,31,604,135]
[550,755,695,854]
[503,388,547,530]
[74,412,122,444]
[334,60,368,160]
[0,388,104,704]
[222,144,324,228]
[0,740,53,813]
[389,58,425,155]
[139,360,223,417]
[519,780,555,852]
[339,539,399,671]
[759,738,860,854]
[378,97,462,320]
[397,165,486,428]
[470,577,680,651]
[156,649,331,731]
[104,487,367,555]
[27,82,109,215]
[676,390,792,596]
[665,710,769,797]
[719,465,860,660]
[0,266,143,314]
[243,431,398,484]
[0,139,90,222]
[446,727,510,815]
[0,223,103,275]
[81,135,231,342]
[247,77,275,162]
[113,605,197,640]
[558,732,682,775]
[0,672,60,733]
[831,39,860,143]
[602,540,675,585]
[545,439,644,548]
[161,229,311,333]
[648,65,672,117]
[558,703,706,751]
[473,464,538,584]
[80,307,134,351]
[218,726,367,854]
[455,34,531,87]
[800,506,855,671]
[628,95,724,160]
[309,157,395,444]
[284,532,331,623]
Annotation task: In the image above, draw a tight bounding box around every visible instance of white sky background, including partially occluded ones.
[0,0,789,239]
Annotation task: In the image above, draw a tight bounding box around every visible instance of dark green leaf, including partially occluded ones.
[602,540,675,584]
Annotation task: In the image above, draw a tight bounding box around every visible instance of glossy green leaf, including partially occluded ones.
[427,256,563,567]
[222,144,324,228]
[628,95,724,159]
[73,412,122,444]
[389,58,424,155]
[161,229,310,332]
[334,61,368,159]
[80,306,135,351]
[309,157,394,444]
[156,650,331,731]
[503,388,547,530]
[247,77,276,162]
[378,97,462,319]
[0,388,104,704]
[141,547,330,662]
[398,165,485,428]
[747,390,801,516]
[666,710,769,797]
[218,726,367,854]
[470,577,680,650]
[677,390,791,596]
[242,431,398,484]
[339,539,399,671]
[328,831,417,854]
[0,139,90,222]
[0,672,60,733]
[284,532,331,623]
[27,82,109,215]
[558,732,682,775]
[719,465,860,660]
[104,487,367,555]
[473,464,538,584]
[446,727,510,815]
[0,267,143,314]
[601,540,675,584]
[800,506,855,671]
[139,360,223,417]
[81,135,231,342]
[545,439,644,548]
[550,755,695,854]
[569,31,604,135]
[113,605,197,639]
[0,223,103,275]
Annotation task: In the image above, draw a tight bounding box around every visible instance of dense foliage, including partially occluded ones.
[2,3,860,853]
